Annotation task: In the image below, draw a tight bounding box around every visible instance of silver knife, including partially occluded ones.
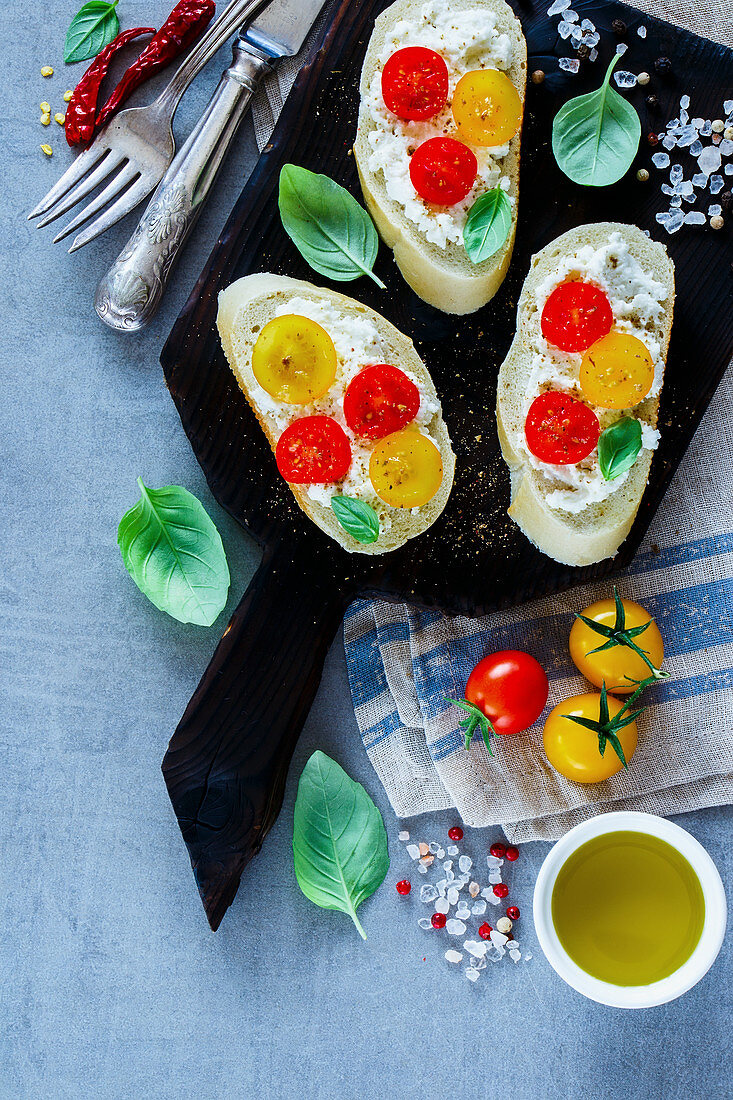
[95,0,328,332]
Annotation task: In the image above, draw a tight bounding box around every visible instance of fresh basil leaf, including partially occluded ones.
[117,478,230,626]
[278,165,386,289]
[331,496,380,544]
[463,187,512,264]
[293,751,389,939]
[598,417,643,480]
[552,54,641,187]
[64,0,119,63]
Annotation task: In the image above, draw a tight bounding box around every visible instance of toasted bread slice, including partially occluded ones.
[354,0,526,315]
[217,274,455,554]
[496,223,675,566]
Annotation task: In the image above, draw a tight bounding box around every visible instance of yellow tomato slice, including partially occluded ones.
[543,693,638,784]
[452,69,522,147]
[569,597,664,692]
[252,315,337,404]
[580,331,654,409]
[369,429,443,507]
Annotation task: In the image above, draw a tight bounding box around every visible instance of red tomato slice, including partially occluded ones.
[525,391,600,465]
[343,364,421,440]
[276,416,352,484]
[409,137,477,205]
[465,650,548,736]
[381,46,449,121]
[541,281,613,353]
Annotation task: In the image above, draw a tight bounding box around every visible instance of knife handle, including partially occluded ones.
[95,38,273,333]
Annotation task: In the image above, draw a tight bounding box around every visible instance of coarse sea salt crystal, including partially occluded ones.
[693,173,708,187]
[509,949,522,963]
[406,844,420,860]
[490,930,509,947]
[428,842,440,854]
[680,95,691,110]
[662,135,676,150]
[724,99,733,114]
[637,24,647,37]
[558,20,573,39]
[589,47,598,61]
[700,120,712,136]
[709,174,725,193]
[548,0,570,14]
[486,944,505,963]
[417,864,428,874]
[447,846,459,857]
[435,896,450,914]
[447,887,459,905]
[470,955,487,970]
[580,16,594,30]
[458,855,472,873]
[709,203,722,216]
[719,138,733,156]
[472,900,487,915]
[559,57,580,73]
[699,146,722,174]
[446,918,467,936]
[664,210,685,233]
[489,870,502,884]
[436,848,445,860]
[398,830,409,841]
[690,139,703,156]
[486,854,503,868]
[684,211,706,224]
[614,70,637,88]
[445,949,463,963]
[420,884,438,904]
[680,109,689,125]
[670,163,683,183]
[676,126,699,147]
[465,967,480,982]
[443,860,453,871]
[418,917,433,930]
[566,9,580,21]
[692,117,705,130]
[464,940,487,957]
[583,31,600,47]
[524,953,533,961]
[616,42,628,55]
[455,904,471,921]
[652,152,670,168]
[670,197,682,207]
[570,26,583,43]
[726,163,733,175]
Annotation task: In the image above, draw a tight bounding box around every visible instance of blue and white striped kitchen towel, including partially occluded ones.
[343,369,733,841]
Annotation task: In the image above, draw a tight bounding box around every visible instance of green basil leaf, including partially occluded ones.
[293,751,389,939]
[598,416,643,480]
[64,0,119,63]
[552,54,641,187]
[331,496,380,544]
[463,187,512,264]
[278,165,386,289]
[117,478,230,626]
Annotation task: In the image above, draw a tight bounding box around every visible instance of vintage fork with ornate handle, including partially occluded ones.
[95,0,327,332]
[27,0,270,252]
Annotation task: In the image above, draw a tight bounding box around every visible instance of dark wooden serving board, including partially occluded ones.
[160,0,733,928]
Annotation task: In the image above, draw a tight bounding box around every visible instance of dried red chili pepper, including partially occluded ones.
[65,26,155,147]
[95,0,216,131]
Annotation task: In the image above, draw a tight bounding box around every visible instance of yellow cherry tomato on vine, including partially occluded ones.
[543,692,638,784]
[252,315,337,403]
[452,68,522,146]
[570,596,664,692]
[580,330,654,409]
[369,429,443,507]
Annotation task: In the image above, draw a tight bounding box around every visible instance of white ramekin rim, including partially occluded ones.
[532,811,727,1009]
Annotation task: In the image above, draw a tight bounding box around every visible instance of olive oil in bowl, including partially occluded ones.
[551,831,705,986]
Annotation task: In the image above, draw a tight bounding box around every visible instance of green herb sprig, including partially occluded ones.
[293,751,389,939]
[576,587,668,681]
[64,0,120,63]
[598,416,643,481]
[552,54,641,187]
[562,680,646,769]
[463,187,512,265]
[278,165,385,288]
[445,697,495,755]
[331,496,380,544]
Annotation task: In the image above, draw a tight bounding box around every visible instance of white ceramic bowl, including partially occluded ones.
[533,811,727,1008]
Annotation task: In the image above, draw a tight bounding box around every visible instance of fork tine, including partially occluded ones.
[68,177,154,252]
[28,141,110,220]
[35,150,127,228]
[53,164,141,243]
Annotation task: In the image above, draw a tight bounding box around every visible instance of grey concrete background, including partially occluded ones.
[2,3,730,1098]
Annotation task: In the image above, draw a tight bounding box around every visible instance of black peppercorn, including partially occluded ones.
[576,43,590,58]
[612,18,627,34]
[646,94,659,109]
[720,191,733,213]
[654,56,672,74]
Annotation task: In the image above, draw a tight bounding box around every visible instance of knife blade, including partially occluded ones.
[95,0,329,332]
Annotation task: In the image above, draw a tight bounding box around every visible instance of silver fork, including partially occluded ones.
[28,0,267,251]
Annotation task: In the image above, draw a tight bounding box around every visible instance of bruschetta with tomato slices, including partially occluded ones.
[217,275,455,553]
[355,0,526,315]
[496,223,675,567]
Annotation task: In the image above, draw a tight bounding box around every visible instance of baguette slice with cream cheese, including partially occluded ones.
[354,0,526,315]
[217,274,455,555]
[496,223,675,566]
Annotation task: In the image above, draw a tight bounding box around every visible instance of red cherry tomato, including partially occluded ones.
[343,364,421,440]
[541,281,613,353]
[409,137,477,205]
[381,46,449,121]
[525,391,600,465]
[276,416,351,484]
[465,650,549,736]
